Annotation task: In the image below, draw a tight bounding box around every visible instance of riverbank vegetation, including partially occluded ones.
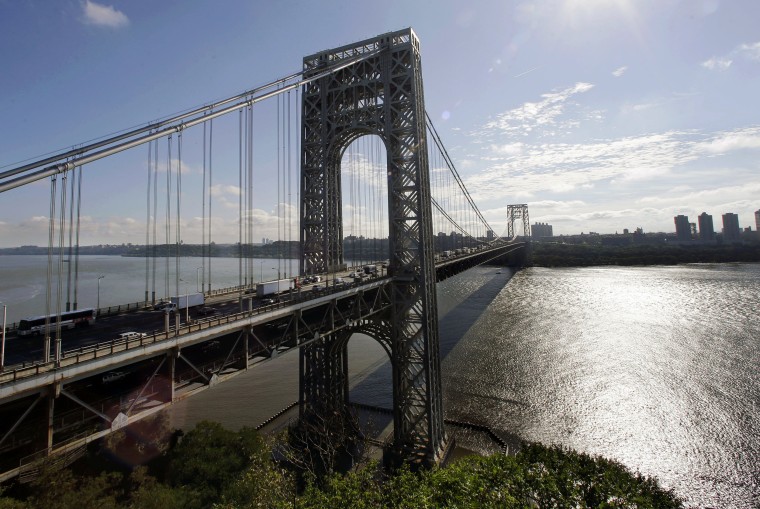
[0,420,682,508]
[532,242,760,267]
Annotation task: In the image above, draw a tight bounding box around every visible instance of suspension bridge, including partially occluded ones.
[0,28,531,480]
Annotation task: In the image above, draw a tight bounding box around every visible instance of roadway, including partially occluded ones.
[2,264,387,369]
[1,244,520,373]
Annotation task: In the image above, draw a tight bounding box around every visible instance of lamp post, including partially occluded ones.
[1,301,6,372]
[96,275,105,317]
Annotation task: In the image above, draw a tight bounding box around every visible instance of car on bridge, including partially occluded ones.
[102,371,126,383]
[119,332,147,340]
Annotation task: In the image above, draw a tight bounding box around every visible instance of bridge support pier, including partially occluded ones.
[299,332,349,419]
[168,350,177,403]
[44,385,57,455]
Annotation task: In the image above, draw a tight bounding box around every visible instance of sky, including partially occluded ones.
[1,0,759,247]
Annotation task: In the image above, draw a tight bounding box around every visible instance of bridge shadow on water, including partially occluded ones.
[348,266,518,449]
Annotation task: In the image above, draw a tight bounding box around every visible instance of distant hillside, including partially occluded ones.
[532,242,760,267]
[0,238,390,260]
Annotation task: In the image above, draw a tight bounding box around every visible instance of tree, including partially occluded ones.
[167,421,268,508]
[278,405,367,484]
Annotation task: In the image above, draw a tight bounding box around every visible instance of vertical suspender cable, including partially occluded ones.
[151,140,158,304]
[242,109,248,287]
[377,135,385,247]
[175,132,182,300]
[276,93,280,278]
[202,122,206,294]
[207,118,213,292]
[55,171,68,364]
[44,176,56,363]
[66,165,75,312]
[277,92,282,279]
[248,104,254,286]
[287,90,292,275]
[165,136,172,301]
[347,144,352,262]
[361,137,366,264]
[238,109,243,295]
[145,140,152,303]
[371,136,377,259]
[73,166,82,310]
[295,88,300,275]
[281,90,286,278]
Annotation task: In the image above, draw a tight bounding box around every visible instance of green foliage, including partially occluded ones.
[0,487,29,509]
[516,443,682,508]
[0,423,683,509]
[290,443,682,509]
[167,421,268,508]
[126,467,201,509]
[27,463,122,509]
[215,452,295,509]
[298,462,384,509]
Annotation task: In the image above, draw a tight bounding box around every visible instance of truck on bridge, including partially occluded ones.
[169,293,205,312]
[256,279,295,298]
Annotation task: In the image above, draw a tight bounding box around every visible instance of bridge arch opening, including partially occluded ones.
[339,134,389,268]
[344,330,394,444]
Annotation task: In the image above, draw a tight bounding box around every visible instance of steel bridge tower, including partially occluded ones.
[299,28,448,466]
[507,204,531,240]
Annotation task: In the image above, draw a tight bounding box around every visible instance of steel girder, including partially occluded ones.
[299,28,447,466]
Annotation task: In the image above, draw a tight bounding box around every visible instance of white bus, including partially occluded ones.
[17,308,96,336]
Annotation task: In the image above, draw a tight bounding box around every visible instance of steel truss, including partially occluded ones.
[299,28,447,466]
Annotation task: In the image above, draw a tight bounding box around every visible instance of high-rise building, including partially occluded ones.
[532,222,553,238]
[755,209,760,233]
[674,215,691,241]
[698,212,715,241]
[722,213,741,242]
[486,229,495,240]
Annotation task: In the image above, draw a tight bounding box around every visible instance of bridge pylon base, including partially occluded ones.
[382,434,455,470]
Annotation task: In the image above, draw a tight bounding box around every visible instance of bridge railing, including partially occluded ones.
[0,275,394,387]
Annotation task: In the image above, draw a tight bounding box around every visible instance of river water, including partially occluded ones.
[1,256,758,507]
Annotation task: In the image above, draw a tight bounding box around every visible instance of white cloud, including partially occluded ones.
[737,41,760,61]
[638,182,760,206]
[490,143,525,156]
[210,184,241,198]
[702,40,760,71]
[82,0,129,28]
[701,127,760,153]
[701,57,732,71]
[464,129,753,202]
[529,199,586,209]
[479,82,595,138]
[612,66,628,77]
